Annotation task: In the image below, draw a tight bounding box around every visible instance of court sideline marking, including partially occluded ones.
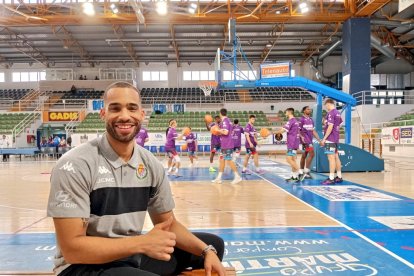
[242,160,414,270]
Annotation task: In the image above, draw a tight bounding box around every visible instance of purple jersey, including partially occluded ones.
[299,116,314,145]
[185,132,197,152]
[244,123,257,148]
[325,109,343,143]
[135,128,148,147]
[165,127,178,150]
[209,122,221,146]
[232,125,244,148]
[219,117,234,149]
[283,117,300,150]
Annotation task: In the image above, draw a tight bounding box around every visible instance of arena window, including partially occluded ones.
[142,71,168,81]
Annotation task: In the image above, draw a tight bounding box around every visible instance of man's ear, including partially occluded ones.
[99,108,105,121]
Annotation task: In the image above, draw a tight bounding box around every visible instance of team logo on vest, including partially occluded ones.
[136,163,148,179]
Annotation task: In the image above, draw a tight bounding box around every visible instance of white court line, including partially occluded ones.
[187,225,341,231]
[0,204,45,212]
[246,160,414,270]
[173,210,318,214]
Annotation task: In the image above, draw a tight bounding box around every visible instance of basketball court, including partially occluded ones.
[1,155,413,275]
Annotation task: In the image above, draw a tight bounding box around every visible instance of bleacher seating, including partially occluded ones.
[385,110,414,127]
[248,87,314,101]
[61,90,104,100]
[0,89,31,100]
[75,113,104,133]
[0,113,30,134]
[141,88,224,104]
[148,111,270,132]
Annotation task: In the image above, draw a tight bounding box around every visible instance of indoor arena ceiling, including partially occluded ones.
[0,0,413,67]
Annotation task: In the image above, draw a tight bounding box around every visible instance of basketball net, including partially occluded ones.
[199,81,217,97]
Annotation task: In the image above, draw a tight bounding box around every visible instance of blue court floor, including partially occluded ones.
[0,158,413,275]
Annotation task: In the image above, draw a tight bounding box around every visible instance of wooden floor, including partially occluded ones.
[1,154,414,275]
[1,155,414,233]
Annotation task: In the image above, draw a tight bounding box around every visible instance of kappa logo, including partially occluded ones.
[59,161,76,173]
[98,166,111,174]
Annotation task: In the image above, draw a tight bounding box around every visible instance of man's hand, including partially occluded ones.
[320,139,326,146]
[249,142,254,148]
[141,216,176,261]
[204,251,226,276]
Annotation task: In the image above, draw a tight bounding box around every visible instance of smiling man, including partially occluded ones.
[47,82,226,276]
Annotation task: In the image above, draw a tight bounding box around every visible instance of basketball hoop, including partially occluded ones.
[199,81,217,97]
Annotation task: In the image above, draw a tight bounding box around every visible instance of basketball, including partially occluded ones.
[275,133,283,141]
[260,128,270,138]
[204,114,213,124]
[181,144,188,151]
[210,125,221,136]
[183,127,191,136]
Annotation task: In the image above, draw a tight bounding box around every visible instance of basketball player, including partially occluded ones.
[134,126,149,147]
[165,119,183,175]
[299,106,321,180]
[184,127,198,167]
[274,108,301,182]
[232,119,244,161]
[206,115,221,172]
[320,98,343,185]
[242,115,263,174]
[212,108,243,184]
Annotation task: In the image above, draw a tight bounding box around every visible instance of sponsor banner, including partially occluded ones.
[400,126,413,144]
[44,111,79,122]
[370,216,414,230]
[70,133,102,147]
[148,132,166,146]
[303,185,401,201]
[260,62,291,79]
[381,127,400,145]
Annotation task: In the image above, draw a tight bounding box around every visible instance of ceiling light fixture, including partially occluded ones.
[188,3,197,14]
[299,2,309,14]
[156,1,168,16]
[82,2,95,17]
[110,3,119,14]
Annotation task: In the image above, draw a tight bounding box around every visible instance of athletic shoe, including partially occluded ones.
[209,167,216,172]
[304,173,313,179]
[287,177,300,183]
[255,169,265,175]
[242,169,251,175]
[298,173,304,181]
[334,177,343,183]
[299,173,311,181]
[231,176,243,184]
[211,178,222,184]
[321,178,335,185]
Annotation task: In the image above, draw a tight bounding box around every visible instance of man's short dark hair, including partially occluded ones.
[220,108,227,116]
[302,106,309,113]
[324,98,335,105]
[234,119,239,124]
[249,114,256,119]
[104,81,140,101]
[214,115,220,119]
[285,108,294,114]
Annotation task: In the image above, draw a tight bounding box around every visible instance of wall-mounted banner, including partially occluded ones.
[381,127,400,145]
[400,126,413,144]
[44,111,79,122]
[260,63,291,79]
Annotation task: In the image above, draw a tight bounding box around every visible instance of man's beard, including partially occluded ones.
[106,119,141,143]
